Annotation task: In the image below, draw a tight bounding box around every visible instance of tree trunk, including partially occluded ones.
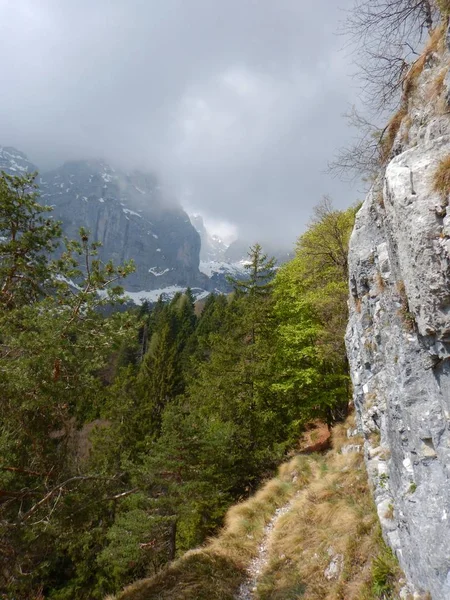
[168,518,177,561]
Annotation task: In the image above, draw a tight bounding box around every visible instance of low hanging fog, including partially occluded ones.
[0,0,361,248]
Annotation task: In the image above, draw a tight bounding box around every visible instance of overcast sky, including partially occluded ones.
[0,0,362,248]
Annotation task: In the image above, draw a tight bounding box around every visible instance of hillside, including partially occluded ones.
[0,174,356,599]
[108,417,418,600]
[5,4,450,600]
[0,147,290,301]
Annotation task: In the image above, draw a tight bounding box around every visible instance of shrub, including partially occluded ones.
[397,280,416,332]
[371,544,400,598]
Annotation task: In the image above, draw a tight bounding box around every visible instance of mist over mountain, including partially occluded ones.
[1,145,291,301]
[0,0,361,250]
[1,145,213,300]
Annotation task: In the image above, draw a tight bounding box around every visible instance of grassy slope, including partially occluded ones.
[108,417,406,600]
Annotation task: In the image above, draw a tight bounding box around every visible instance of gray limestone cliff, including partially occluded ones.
[0,147,209,297]
[346,27,450,599]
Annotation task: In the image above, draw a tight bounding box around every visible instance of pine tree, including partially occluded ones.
[228,242,276,298]
[138,316,178,428]
[0,171,136,598]
[0,170,61,309]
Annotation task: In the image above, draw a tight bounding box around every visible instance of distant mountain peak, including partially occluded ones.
[0,144,211,298]
[0,146,37,174]
[0,145,290,303]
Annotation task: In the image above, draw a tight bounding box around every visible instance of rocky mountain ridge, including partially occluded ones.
[1,147,292,301]
[346,24,450,599]
[1,146,212,301]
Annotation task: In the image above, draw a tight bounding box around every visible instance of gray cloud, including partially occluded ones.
[0,0,361,248]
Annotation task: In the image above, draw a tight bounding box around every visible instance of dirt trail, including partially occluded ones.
[235,496,297,600]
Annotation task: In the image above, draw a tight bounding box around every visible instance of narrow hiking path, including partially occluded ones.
[113,418,407,600]
[235,494,298,600]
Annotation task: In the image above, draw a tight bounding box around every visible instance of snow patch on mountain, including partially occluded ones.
[199,260,246,278]
[148,267,171,277]
[123,286,209,305]
[122,208,142,217]
[0,146,36,174]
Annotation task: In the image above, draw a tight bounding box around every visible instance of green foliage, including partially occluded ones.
[0,173,358,599]
[228,242,276,297]
[271,198,357,428]
[371,538,402,598]
[0,171,137,598]
[409,482,417,494]
[97,493,173,588]
[0,170,61,309]
[140,401,239,551]
[136,289,197,432]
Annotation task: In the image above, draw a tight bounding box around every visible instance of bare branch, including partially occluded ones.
[19,474,121,522]
[342,0,439,111]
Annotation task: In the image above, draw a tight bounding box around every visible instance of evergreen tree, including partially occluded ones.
[0,172,136,598]
[138,316,178,428]
[136,290,197,432]
[0,172,359,599]
[0,170,61,309]
[228,242,276,298]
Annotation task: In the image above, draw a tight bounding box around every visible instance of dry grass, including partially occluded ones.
[403,24,446,99]
[369,431,381,447]
[376,191,385,210]
[109,456,313,600]
[425,61,450,114]
[428,67,448,101]
[375,271,385,293]
[255,424,403,600]
[396,280,406,298]
[105,550,244,600]
[297,421,331,454]
[384,503,394,521]
[108,416,408,600]
[379,24,447,165]
[396,280,416,332]
[437,0,450,17]
[380,107,408,164]
[403,54,428,100]
[433,155,450,199]
[401,114,413,144]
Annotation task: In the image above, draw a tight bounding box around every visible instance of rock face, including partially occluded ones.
[0,146,209,296]
[346,30,450,599]
[0,146,37,174]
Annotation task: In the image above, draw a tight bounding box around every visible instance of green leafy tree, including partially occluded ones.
[272,198,358,427]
